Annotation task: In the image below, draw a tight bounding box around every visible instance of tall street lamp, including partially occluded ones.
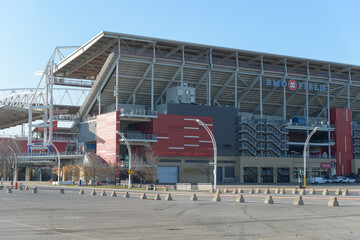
[303,127,319,188]
[116,131,132,189]
[51,143,61,185]
[196,119,217,192]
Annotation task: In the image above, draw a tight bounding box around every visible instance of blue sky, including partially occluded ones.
[0,0,359,89]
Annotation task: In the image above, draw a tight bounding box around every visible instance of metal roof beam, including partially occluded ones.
[252,86,280,113]
[164,45,184,58]
[213,72,235,102]
[195,69,210,89]
[294,91,323,116]
[155,66,182,105]
[62,39,117,77]
[126,62,154,104]
[238,75,260,103]
[273,89,299,115]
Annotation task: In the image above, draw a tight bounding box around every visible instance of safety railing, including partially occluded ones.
[119,132,157,142]
[119,108,158,118]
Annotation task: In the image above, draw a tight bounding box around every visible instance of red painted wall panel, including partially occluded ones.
[330,108,352,175]
[96,111,120,165]
[153,114,213,157]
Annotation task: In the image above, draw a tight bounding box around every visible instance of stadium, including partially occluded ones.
[1,31,360,184]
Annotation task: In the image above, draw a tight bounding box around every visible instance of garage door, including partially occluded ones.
[157,166,179,183]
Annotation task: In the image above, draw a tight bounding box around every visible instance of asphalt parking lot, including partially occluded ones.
[1,184,360,240]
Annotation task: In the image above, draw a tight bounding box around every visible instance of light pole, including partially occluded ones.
[196,119,217,192]
[303,127,318,188]
[51,143,61,185]
[7,146,18,183]
[116,131,132,189]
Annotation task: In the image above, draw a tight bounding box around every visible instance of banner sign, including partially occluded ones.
[266,79,326,92]
[320,162,331,169]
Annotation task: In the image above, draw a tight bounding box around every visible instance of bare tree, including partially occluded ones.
[132,146,158,184]
[83,153,104,185]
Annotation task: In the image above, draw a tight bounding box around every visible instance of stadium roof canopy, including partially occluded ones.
[53,31,360,122]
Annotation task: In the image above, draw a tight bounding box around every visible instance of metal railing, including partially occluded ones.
[119,108,158,118]
[119,132,157,142]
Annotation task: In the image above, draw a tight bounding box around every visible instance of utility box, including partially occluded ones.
[166,85,195,104]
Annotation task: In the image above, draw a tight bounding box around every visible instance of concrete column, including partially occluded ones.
[257,167,262,184]
[25,167,31,181]
[289,167,294,183]
[273,167,278,183]
[179,159,185,183]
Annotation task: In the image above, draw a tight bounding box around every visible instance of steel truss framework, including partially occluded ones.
[51,32,360,126]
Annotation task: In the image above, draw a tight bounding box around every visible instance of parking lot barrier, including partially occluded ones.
[213,194,221,202]
[328,197,339,207]
[342,189,349,196]
[124,192,130,198]
[140,193,147,199]
[90,190,96,196]
[101,190,106,196]
[335,189,342,195]
[32,187,37,194]
[153,185,158,191]
[265,188,270,194]
[223,188,228,193]
[280,189,286,194]
[322,189,329,196]
[79,189,85,195]
[163,186,168,191]
[154,193,161,200]
[165,194,172,201]
[190,193,198,201]
[111,191,117,197]
[216,189,222,194]
[292,188,298,194]
[238,188,243,193]
[249,188,255,194]
[25,186,29,190]
[255,188,261,194]
[293,196,304,205]
[60,189,64,194]
[309,188,316,195]
[299,189,306,195]
[146,185,150,191]
[275,188,280,194]
[236,195,245,203]
[7,188,12,193]
[232,188,238,194]
[264,195,274,204]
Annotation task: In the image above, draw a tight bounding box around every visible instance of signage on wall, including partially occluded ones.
[266,79,326,92]
[320,162,331,169]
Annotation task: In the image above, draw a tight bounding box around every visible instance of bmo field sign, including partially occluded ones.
[266,79,326,92]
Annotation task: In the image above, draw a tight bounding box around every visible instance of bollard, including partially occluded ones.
[213,194,221,202]
[25,186,29,190]
[90,190,96,196]
[190,193,198,201]
[342,189,349,196]
[137,184,141,188]
[238,188,243,193]
[293,196,304,205]
[328,197,339,207]
[140,193,147,199]
[264,195,274,204]
[165,194,172,201]
[249,188,255,194]
[101,190,106,196]
[19,186,23,191]
[216,189,222,194]
[163,186,168,192]
[32,187,37,194]
[299,189,306,195]
[322,189,329,196]
[255,188,261,194]
[265,188,270,194]
[280,189,286,194]
[236,195,245,203]
[60,189,64,194]
[124,192,130,198]
[146,185,150,191]
[79,189,85,195]
[275,188,280,194]
[335,189,342,195]
[309,188,316,195]
[292,188,298,194]
[111,191,117,197]
[7,188,12,193]
[223,188,228,193]
[154,193,161,200]
[232,188,238,194]
[153,185,158,191]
